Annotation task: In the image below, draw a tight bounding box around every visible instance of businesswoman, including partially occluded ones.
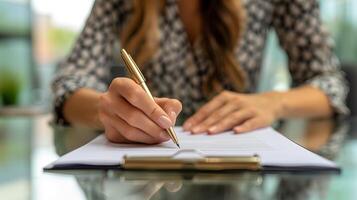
[52,0,349,144]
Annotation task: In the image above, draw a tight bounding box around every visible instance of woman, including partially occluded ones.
[52,0,349,144]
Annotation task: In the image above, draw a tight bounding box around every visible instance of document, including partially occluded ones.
[45,127,339,171]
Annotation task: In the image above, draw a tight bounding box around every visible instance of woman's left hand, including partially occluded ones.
[183,91,283,134]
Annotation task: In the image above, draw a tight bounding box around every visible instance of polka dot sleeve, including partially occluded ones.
[51,0,122,125]
[272,0,349,115]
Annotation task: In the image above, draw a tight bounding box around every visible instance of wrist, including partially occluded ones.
[261,91,286,120]
[64,88,104,130]
[93,92,105,130]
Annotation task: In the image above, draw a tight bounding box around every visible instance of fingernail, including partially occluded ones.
[183,122,192,130]
[234,127,242,133]
[208,126,218,133]
[160,131,170,140]
[157,116,172,129]
[169,111,177,121]
[192,126,202,134]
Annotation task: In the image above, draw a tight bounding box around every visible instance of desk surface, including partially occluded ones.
[0,115,356,200]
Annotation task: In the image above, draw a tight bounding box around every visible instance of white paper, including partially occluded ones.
[48,127,337,169]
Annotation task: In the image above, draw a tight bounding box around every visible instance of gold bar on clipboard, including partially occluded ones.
[123,155,261,171]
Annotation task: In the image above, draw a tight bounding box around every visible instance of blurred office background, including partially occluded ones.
[0,0,94,199]
[0,0,94,111]
[0,0,356,199]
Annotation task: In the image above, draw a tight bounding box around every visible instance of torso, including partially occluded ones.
[119,0,274,120]
[53,0,348,124]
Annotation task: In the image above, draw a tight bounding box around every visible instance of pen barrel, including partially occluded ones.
[139,82,154,101]
[167,127,179,144]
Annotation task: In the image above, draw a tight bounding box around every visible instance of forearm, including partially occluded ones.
[63,88,103,129]
[265,86,333,119]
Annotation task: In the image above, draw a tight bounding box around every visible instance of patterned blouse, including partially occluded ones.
[52,0,349,125]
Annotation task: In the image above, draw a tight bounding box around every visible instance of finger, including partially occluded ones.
[183,92,231,131]
[110,78,173,129]
[233,118,266,134]
[106,94,169,141]
[106,112,165,144]
[190,103,239,134]
[207,110,256,134]
[155,98,182,123]
[100,112,130,143]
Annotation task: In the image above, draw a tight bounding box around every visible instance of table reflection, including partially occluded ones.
[47,118,349,200]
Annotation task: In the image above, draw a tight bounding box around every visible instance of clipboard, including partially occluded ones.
[44,128,340,172]
[123,149,261,171]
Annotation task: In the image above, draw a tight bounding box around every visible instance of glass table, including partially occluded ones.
[0,114,356,200]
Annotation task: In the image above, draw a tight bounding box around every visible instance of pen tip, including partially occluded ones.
[176,143,181,148]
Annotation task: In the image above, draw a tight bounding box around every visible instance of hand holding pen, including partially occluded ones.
[120,49,180,147]
[97,50,182,146]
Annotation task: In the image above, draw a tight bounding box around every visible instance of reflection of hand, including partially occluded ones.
[142,181,183,199]
[98,78,182,144]
[164,181,183,193]
[183,91,282,134]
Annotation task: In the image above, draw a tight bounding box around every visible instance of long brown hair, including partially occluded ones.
[121,0,246,92]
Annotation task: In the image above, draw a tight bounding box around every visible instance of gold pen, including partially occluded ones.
[120,49,181,148]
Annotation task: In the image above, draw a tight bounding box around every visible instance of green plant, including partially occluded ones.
[0,68,22,106]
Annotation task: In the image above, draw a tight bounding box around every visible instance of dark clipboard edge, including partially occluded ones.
[44,164,340,175]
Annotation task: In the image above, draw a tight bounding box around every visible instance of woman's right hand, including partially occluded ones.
[98,78,182,144]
